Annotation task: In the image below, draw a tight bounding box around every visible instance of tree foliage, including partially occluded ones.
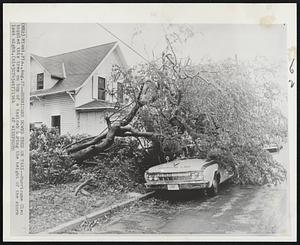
[41,25,287,186]
[80,38,287,185]
[30,125,84,189]
[30,125,157,191]
[130,54,288,185]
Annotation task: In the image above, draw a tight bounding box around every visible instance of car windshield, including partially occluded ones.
[177,156,197,160]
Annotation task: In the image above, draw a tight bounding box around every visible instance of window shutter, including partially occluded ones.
[98,77,106,100]
[117,82,124,103]
[92,75,98,99]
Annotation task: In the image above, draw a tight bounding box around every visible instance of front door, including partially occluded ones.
[51,115,61,134]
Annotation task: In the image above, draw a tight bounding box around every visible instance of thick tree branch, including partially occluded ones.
[74,179,93,196]
[120,102,144,127]
[105,115,112,130]
[67,132,107,154]
[137,82,145,101]
[69,122,121,161]
[63,135,96,150]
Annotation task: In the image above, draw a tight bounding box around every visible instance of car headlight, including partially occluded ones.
[145,172,159,181]
[145,172,155,181]
[190,171,204,180]
[144,172,150,180]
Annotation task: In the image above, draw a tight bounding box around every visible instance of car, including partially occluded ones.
[144,158,234,196]
[263,143,282,153]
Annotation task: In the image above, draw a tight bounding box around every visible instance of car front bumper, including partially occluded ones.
[145,181,210,190]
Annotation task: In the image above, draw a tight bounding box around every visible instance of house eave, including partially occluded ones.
[30,90,75,98]
[51,74,64,80]
[30,55,52,78]
[75,107,115,112]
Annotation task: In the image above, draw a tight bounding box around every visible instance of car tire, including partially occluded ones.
[207,173,219,197]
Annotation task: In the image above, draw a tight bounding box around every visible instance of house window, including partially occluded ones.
[98,77,106,100]
[37,73,44,90]
[117,82,124,103]
[51,115,61,134]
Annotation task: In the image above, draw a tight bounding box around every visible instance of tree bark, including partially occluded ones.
[66,82,160,162]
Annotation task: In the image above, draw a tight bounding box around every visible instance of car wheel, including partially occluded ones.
[207,174,219,197]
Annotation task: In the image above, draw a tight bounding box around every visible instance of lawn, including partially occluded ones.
[29,182,145,233]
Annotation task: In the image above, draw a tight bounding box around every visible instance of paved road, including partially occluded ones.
[82,146,290,235]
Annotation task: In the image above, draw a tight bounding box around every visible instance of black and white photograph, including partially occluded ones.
[3,3,297,242]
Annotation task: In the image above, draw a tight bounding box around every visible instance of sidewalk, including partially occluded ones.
[29,182,150,233]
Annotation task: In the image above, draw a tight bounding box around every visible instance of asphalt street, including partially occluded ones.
[80,145,290,234]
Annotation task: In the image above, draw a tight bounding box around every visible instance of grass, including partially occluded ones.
[29,181,145,233]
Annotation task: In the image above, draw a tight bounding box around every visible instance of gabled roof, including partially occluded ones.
[30,42,117,96]
[76,100,116,111]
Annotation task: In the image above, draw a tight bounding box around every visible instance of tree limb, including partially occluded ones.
[105,115,111,130]
[74,179,93,196]
[67,132,107,154]
[137,82,145,101]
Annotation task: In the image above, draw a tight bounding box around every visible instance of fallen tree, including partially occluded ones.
[66,40,287,184]
[66,81,161,162]
[31,31,287,190]
[64,40,212,163]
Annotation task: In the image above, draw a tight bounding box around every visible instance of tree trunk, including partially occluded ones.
[65,83,161,162]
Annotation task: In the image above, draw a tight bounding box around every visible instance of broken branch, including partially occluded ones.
[74,179,93,196]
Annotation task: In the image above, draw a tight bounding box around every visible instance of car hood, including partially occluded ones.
[147,158,213,173]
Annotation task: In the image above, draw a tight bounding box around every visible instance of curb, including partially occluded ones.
[38,191,155,234]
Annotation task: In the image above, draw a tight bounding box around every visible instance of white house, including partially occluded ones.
[30,42,128,135]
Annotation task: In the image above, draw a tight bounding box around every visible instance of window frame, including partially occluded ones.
[51,115,61,135]
[36,73,44,90]
[97,77,106,101]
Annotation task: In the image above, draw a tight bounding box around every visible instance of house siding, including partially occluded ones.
[77,111,110,136]
[30,93,78,135]
[30,44,127,136]
[30,57,58,92]
[30,93,111,136]
[75,49,124,107]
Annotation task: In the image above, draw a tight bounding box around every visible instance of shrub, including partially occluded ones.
[30,125,152,192]
[81,138,152,193]
[29,125,86,190]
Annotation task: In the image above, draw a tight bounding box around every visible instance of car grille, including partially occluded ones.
[152,172,192,181]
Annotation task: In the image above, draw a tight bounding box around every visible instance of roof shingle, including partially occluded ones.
[30,42,117,96]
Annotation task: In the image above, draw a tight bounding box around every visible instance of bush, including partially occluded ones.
[30,125,152,192]
[29,125,86,190]
[80,138,154,193]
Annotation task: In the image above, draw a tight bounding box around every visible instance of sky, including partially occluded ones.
[27,23,288,116]
[27,23,287,67]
